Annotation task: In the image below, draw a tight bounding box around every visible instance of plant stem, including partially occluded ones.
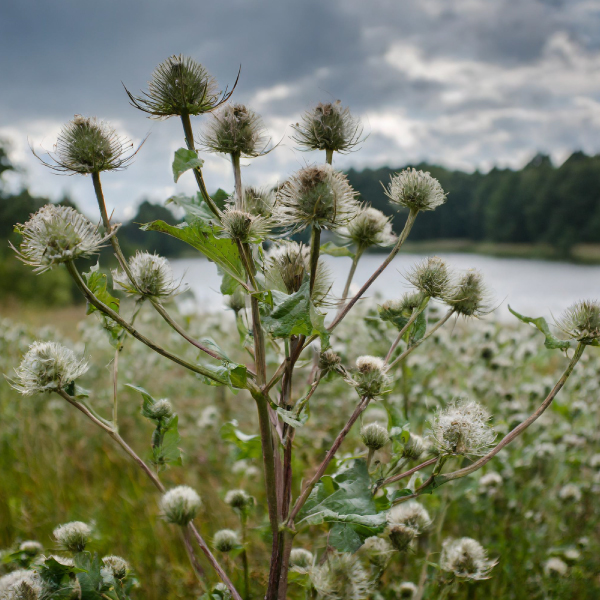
[276,529,296,600]
[180,113,222,219]
[232,152,244,210]
[309,227,321,296]
[339,247,363,304]
[384,304,426,364]
[240,518,250,600]
[376,457,438,491]
[366,448,375,470]
[112,348,119,428]
[325,149,333,165]
[328,208,418,333]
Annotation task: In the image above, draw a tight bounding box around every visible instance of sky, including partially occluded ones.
[1,0,600,219]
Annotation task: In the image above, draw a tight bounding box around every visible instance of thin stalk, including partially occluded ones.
[325,149,333,165]
[376,457,438,491]
[232,152,244,210]
[339,247,363,305]
[241,518,250,600]
[112,348,119,428]
[181,527,207,584]
[328,208,418,333]
[277,529,296,600]
[366,448,375,470]
[384,306,424,364]
[180,113,222,219]
[309,227,321,296]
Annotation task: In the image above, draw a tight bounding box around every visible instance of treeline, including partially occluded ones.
[347,152,600,255]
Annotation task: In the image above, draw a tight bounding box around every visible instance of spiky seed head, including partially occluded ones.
[226,288,246,314]
[397,582,418,599]
[360,422,389,451]
[201,104,270,157]
[242,186,276,219]
[146,399,174,421]
[34,116,135,175]
[406,257,453,299]
[353,356,390,400]
[220,208,271,243]
[265,242,331,305]
[445,270,493,317]
[160,486,202,526]
[224,489,254,512]
[402,434,425,460]
[385,168,447,212]
[14,204,111,273]
[113,251,179,299]
[440,537,497,580]
[0,571,42,600]
[429,399,495,457]
[319,349,342,373]
[10,341,88,396]
[361,536,394,568]
[126,55,225,118]
[378,292,425,328]
[275,164,359,232]
[5,580,40,600]
[556,300,600,343]
[289,548,314,572]
[292,101,363,154]
[53,522,91,553]
[544,557,568,577]
[18,541,43,556]
[387,502,431,551]
[339,206,396,250]
[309,553,373,600]
[101,556,129,580]
[213,529,239,553]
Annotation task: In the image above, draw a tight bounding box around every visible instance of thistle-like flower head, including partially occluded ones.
[384,168,447,212]
[265,241,331,305]
[402,433,425,460]
[224,489,254,512]
[292,101,363,154]
[101,556,129,580]
[478,472,503,494]
[360,422,389,451]
[378,292,426,327]
[18,541,43,557]
[112,251,179,299]
[34,115,135,175]
[440,537,497,580]
[201,104,271,157]
[242,186,276,219]
[309,553,373,600]
[397,582,418,599]
[213,529,239,553]
[0,570,42,600]
[319,349,342,374]
[289,548,314,573]
[14,204,111,273]
[10,341,88,396]
[406,257,453,299]
[387,501,431,551]
[429,399,496,457]
[445,270,493,317]
[126,55,234,118]
[275,164,359,232]
[220,208,271,243]
[160,486,202,525]
[53,521,92,553]
[338,206,396,250]
[146,399,174,421]
[226,289,246,314]
[555,300,600,344]
[544,557,568,577]
[353,356,391,400]
[361,536,394,568]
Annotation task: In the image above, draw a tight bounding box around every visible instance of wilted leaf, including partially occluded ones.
[509,305,571,350]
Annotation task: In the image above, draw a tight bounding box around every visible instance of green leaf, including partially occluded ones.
[220,421,262,460]
[276,407,309,429]
[152,415,183,470]
[141,220,248,291]
[320,242,355,258]
[197,362,248,391]
[389,488,413,503]
[125,384,158,419]
[508,305,571,350]
[167,192,217,222]
[172,148,204,183]
[411,310,427,343]
[329,523,363,552]
[74,552,106,599]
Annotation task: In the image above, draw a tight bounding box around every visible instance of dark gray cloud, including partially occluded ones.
[1,0,600,218]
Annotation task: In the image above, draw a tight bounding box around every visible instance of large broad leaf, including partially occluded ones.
[152,415,183,470]
[220,421,262,460]
[141,219,248,290]
[509,305,571,351]
[172,148,204,183]
[166,192,219,223]
[197,362,248,391]
[320,242,355,258]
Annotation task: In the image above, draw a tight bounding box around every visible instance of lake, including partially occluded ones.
[171,253,600,322]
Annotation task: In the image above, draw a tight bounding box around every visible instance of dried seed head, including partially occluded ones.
[242,186,276,219]
[18,542,43,556]
[402,434,425,460]
[14,204,111,273]
[544,557,568,577]
[429,399,496,457]
[360,422,389,451]
[440,537,497,580]
[213,529,239,553]
[289,548,314,572]
[378,292,425,328]
[292,101,363,154]
[319,349,342,374]
[397,582,418,599]
[220,208,271,243]
[0,571,42,600]
[361,536,394,568]
[201,104,271,157]
[353,356,390,400]
[338,206,396,250]
[309,553,373,600]
[113,251,179,299]
[275,164,359,232]
[555,300,600,344]
[406,257,453,299]
[146,399,174,421]
[387,502,431,551]
[126,55,230,118]
[265,242,331,305]
[384,168,446,212]
[10,341,88,396]
[101,556,129,580]
[224,489,254,512]
[445,270,493,317]
[160,486,202,526]
[53,521,91,553]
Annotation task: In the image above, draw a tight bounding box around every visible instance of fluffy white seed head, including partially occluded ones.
[406,257,453,299]
[544,557,568,577]
[224,489,254,512]
[397,582,418,599]
[101,556,129,580]
[387,502,431,551]
[360,422,389,451]
[10,341,89,396]
[0,570,42,600]
[289,548,314,572]
[113,251,179,299]
[402,434,425,460]
[479,472,503,495]
[444,270,494,317]
[14,205,110,273]
[53,521,92,553]
[146,399,174,421]
[555,300,600,343]
[361,536,394,568]
[558,484,582,503]
[220,208,271,243]
[338,206,396,250]
[213,529,239,553]
[18,541,43,556]
[354,356,390,399]
[429,399,496,457]
[275,164,359,232]
[242,186,276,219]
[384,168,447,212]
[160,486,202,525]
[440,537,497,580]
[309,553,373,600]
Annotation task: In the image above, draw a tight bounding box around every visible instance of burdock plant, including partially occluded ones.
[9,51,597,600]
